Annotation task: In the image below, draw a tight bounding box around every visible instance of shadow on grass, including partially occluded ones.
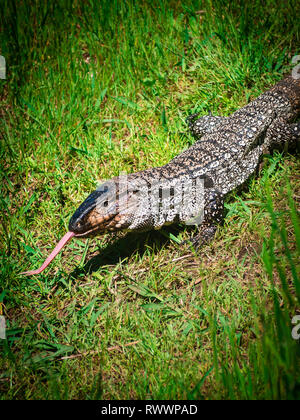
[69,225,188,280]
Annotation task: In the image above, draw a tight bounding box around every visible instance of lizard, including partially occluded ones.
[21,74,300,276]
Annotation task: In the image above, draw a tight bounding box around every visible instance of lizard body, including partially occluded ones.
[69,75,300,245]
[22,75,300,275]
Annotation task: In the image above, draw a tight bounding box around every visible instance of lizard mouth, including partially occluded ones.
[72,225,106,238]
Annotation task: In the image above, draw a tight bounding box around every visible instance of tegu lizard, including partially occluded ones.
[21,74,300,275]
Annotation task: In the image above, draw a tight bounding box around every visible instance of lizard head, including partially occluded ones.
[21,176,141,276]
[68,177,141,237]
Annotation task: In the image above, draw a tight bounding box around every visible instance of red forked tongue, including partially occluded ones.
[20,231,75,276]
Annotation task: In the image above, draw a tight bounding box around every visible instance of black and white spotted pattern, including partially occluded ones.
[70,75,300,246]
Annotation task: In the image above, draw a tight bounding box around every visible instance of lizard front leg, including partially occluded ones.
[187,114,228,139]
[263,119,300,153]
[188,189,224,249]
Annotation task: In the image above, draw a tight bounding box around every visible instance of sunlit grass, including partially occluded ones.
[0,0,299,399]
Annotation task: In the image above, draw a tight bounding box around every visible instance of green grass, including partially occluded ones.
[0,0,300,399]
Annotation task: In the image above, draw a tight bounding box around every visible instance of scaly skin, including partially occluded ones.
[22,74,300,275]
[69,75,300,244]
